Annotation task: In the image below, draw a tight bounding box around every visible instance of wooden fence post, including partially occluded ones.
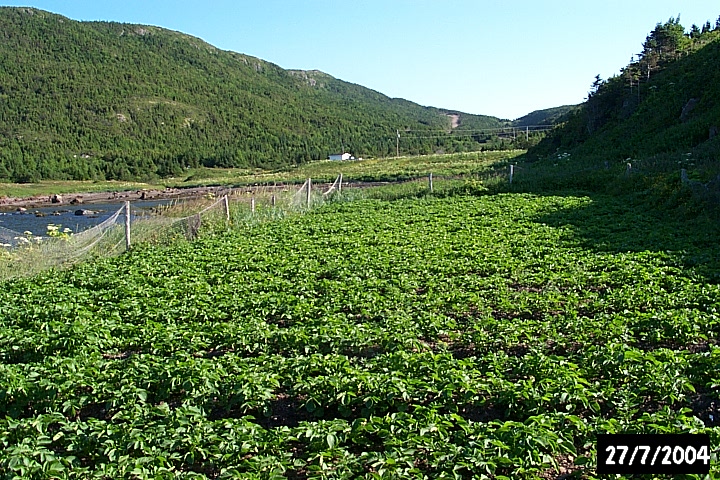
[306,178,312,208]
[338,173,343,194]
[124,201,131,251]
[271,195,276,207]
[223,195,230,223]
[251,196,256,213]
[509,165,514,185]
[429,172,434,193]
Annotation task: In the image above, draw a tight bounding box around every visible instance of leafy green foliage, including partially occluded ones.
[1,188,719,478]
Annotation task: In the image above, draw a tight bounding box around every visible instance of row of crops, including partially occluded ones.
[1,190,719,478]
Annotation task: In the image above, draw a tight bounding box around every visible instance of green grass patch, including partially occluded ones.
[173,150,523,187]
[0,179,165,199]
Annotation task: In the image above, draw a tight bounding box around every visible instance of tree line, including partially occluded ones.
[530,14,720,161]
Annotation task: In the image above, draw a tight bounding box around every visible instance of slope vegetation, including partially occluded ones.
[530,17,720,186]
[0,7,510,183]
[512,105,577,128]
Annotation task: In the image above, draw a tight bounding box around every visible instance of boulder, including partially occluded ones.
[74,209,96,216]
[50,194,63,204]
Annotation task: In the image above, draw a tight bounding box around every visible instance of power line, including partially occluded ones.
[401,124,555,134]
[398,125,555,140]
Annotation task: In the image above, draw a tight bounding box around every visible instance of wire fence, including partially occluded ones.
[10,162,704,281]
[0,177,357,281]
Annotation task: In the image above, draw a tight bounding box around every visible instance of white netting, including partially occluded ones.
[323,174,343,196]
[128,195,229,246]
[0,224,37,249]
[0,179,337,282]
[291,178,313,209]
[0,197,230,281]
[0,206,127,280]
[289,176,342,208]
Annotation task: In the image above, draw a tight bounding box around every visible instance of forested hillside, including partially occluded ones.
[530,16,720,181]
[0,7,513,183]
[512,105,577,128]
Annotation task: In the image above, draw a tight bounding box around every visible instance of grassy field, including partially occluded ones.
[1,180,719,478]
[176,151,522,187]
[0,180,167,199]
[0,151,522,199]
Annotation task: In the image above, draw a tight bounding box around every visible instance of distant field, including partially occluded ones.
[177,150,523,186]
[0,180,166,199]
[1,190,718,478]
[0,151,523,199]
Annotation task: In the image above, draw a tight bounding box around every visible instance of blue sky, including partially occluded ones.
[2,1,719,119]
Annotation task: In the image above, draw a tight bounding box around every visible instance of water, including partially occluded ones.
[0,200,172,236]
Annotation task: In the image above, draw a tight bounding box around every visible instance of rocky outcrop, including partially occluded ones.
[74,209,97,216]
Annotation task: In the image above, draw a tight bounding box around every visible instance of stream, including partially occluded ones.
[0,199,172,236]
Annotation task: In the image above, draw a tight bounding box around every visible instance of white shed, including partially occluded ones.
[329,153,353,161]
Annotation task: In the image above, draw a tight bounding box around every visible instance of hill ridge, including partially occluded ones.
[0,7,570,183]
[529,15,720,184]
[0,7,506,182]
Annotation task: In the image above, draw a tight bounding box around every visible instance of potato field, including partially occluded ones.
[1,191,719,479]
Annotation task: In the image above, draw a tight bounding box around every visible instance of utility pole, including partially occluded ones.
[396,129,400,158]
[124,201,131,251]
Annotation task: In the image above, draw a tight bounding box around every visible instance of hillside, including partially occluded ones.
[511,105,577,128]
[529,17,720,184]
[0,7,521,183]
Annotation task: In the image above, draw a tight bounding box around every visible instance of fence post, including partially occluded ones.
[428,172,434,193]
[306,178,312,208]
[124,201,131,251]
[251,196,256,213]
[271,194,276,207]
[338,173,343,194]
[509,165,514,185]
[223,195,230,223]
